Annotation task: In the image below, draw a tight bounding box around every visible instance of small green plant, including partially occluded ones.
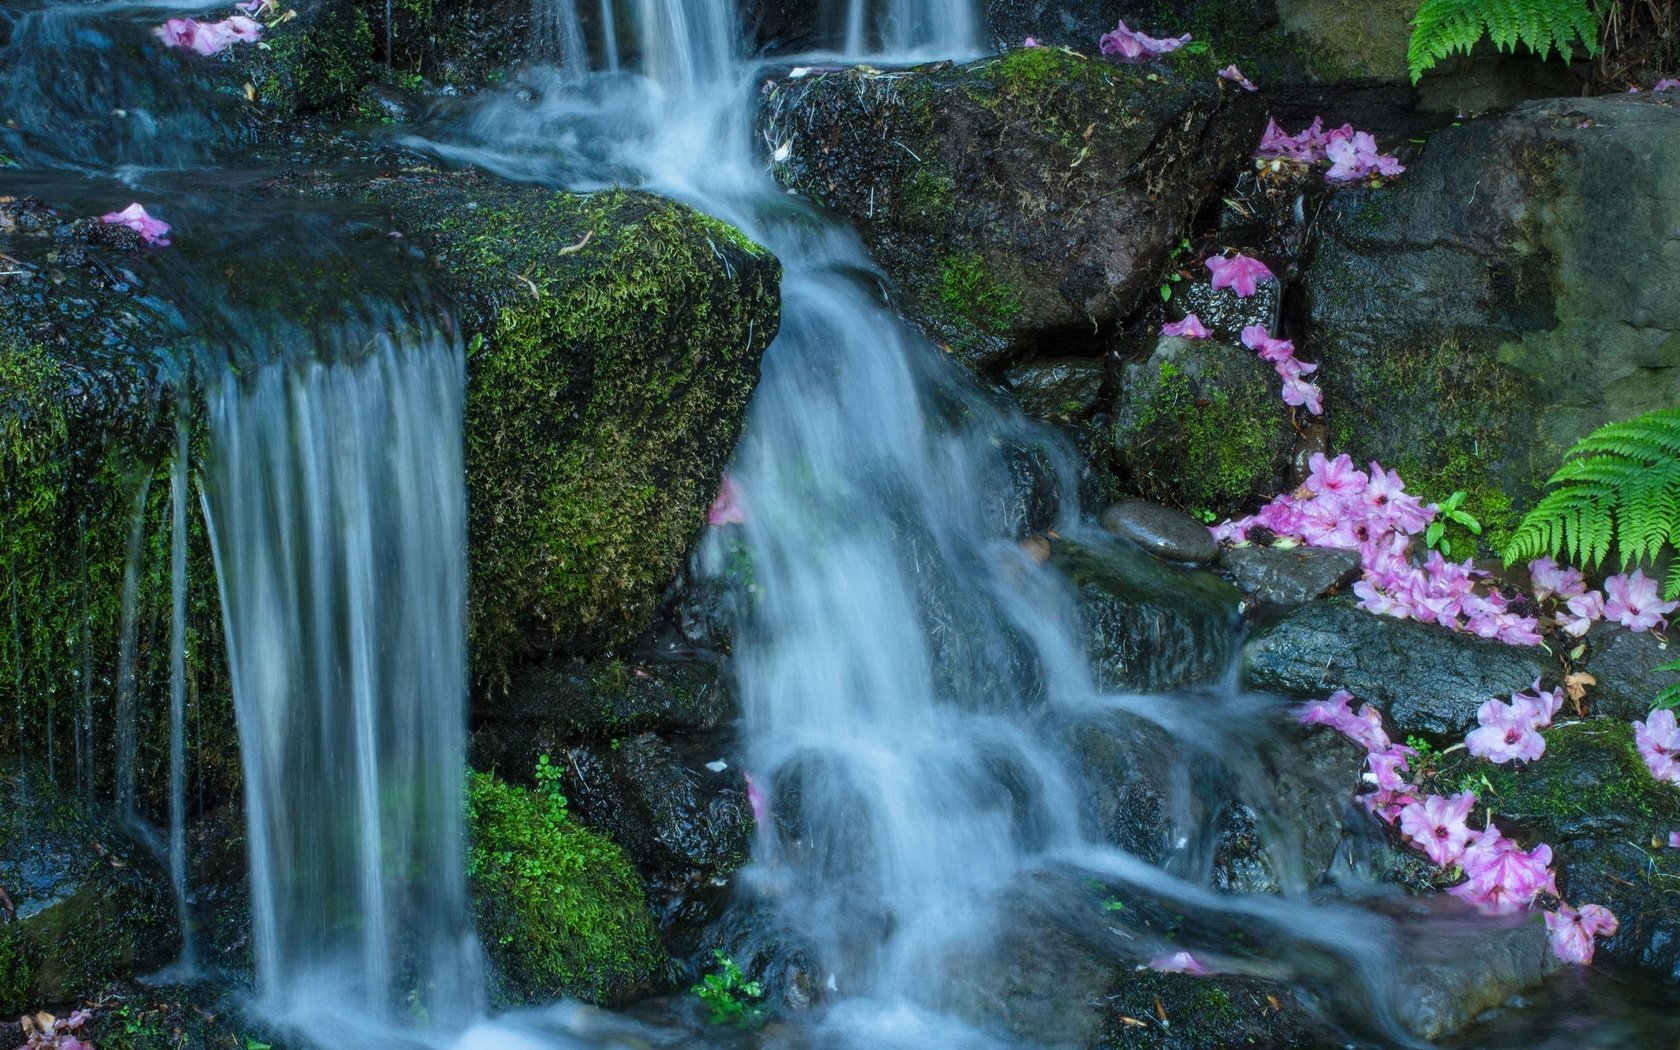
[1503,408,1680,599]
[1655,658,1680,710]
[690,950,768,1027]
[1408,0,1600,83]
[1425,490,1482,557]
[1157,237,1194,302]
[534,753,568,820]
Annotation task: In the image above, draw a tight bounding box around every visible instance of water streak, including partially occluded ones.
[115,470,155,822]
[169,395,194,968]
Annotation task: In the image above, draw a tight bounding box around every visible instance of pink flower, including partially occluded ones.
[1324,130,1406,182]
[708,475,746,526]
[1281,376,1322,414]
[1452,828,1555,914]
[1603,569,1678,632]
[1240,324,1295,363]
[1218,64,1257,91]
[1560,590,1605,637]
[1528,557,1587,602]
[1365,746,1412,791]
[154,14,262,55]
[1398,792,1475,867]
[1161,314,1210,339]
[1273,356,1318,384]
[237,0,275,12]
[1205,253,1274,298]
[1147,950,1214,974]
[99,203,171,246]
[1295,690,1390,752]
[1305,453,1367,496]
[1546,903,1619,964]
[742,770,767,824]
[1022,36,1040,47]
[1099,19,1191,59]
[1635,708,1680,783]
[1256,116,1326,163]
[1656,78,1680,91]
[1359,785,1418,824]
[1465,695,1547,764]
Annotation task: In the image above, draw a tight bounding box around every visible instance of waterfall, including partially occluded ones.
[201,329,482,1031]
[168,396,193,969]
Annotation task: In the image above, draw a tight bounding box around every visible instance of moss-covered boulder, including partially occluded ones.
[759,47,1264,369]
[466,770,667,1006]
[1300,94,1680,547]
[1108,335,1296,517]
[317,173,780,675]
[0,768,178,1014]
[1453,720,1680,978]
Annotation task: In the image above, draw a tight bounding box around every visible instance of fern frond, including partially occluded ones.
[1655,658,1680,712]
[1503,408,1680,593]
[1408,0,1602,84]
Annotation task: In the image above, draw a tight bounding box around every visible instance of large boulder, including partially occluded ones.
[1241,598,1553,736]
[0,768,178,1014]
[760,47,1264,369]
[1299,95,1680,545]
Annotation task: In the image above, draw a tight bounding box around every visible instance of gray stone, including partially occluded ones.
[1217,544,1362,606]
[1578,624,1680,722]
[1055,540,1241,693]
[1241,598,1554,735]
[1099,499,1219,564]
[1400,914,1559,1041]
[1003,357,1106,423]
[1299,95,1680,522]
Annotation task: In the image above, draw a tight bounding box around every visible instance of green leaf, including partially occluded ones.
[1426,521,1445,547]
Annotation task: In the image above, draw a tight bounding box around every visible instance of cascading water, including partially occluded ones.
[200,329,482,1033]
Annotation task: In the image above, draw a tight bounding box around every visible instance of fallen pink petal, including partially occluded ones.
[1205,253,1274,298]
[1147,950,1215,974]
[1218,64,1257,91]
[1098,19,1190,60]
[99,202,172,245]
[1160,313,1210,339]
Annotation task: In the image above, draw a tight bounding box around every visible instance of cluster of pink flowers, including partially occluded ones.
[1630,79,1680,92]
[99,202,171,246]
[1465,680,1564,764]
[1204,252,1274,298]
[154,0,271,57]
[1636,708,1680,783]
[1295,691,1619,963]
[1527,560,1676,636]
[1210,454,1545,644]
[1256,117,1405,183]
[707,475,746,526]
[1098,19,1190,59]
[1240,324,1321,415]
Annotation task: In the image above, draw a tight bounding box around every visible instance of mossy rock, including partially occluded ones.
[760,47,1263,370]
[0,768,178,1015]
[1109,335,1295,518]
[466,770,667,1006]
[1301,95,1680,555]
[309,173,780,676]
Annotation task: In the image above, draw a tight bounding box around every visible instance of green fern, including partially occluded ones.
[1408,0,1601,83]
[1656,658,1680,711]
[1503,408,1680,600]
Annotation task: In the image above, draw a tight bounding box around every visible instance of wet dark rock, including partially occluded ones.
[1399,914,1559,1041]
[1098,500,1217,564]
[1168,270,1280,343]
[559,731,755,892]
[1056,539,1241,693]
[759,47,1264,369]
[1300,95,1680,542]
[1108,335,1295,518]
[998,437,1066,537]
[1576,624,1679,723]
[1457,720,1680,979]
[1241,598,1553,736]
[1003,356,1106,424]
[1216,544,1361,606]
[475,657,737,744]
[0,767,178,1014]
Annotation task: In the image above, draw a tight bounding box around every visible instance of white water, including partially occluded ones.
[201,331,483,1034]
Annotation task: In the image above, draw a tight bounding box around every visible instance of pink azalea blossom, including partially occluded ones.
[1274,356,1318,383]
[1161,314,1210,339]
[1451,827,1556,914]
[1240,324,1295,363]
[1465,695,1546,763]
[1099,19,1191,59]
[99,202,171,246]
[1324,130,1406,182]
[708,475,746,526]
[1147,950,1214,974]
[1218,64,1258,91]
[1560,590,1605,637]
[154,14,262,56]
[1205,253,1274,298]
[1528,557,1587,602]
[1256,117,1327,163]
[1295,690,1391,752]
[742,770,767,824]
[1280,375,1322,414]
[1655,78,1680,91]
[1022,36,1040,47]
[1546,903,1619,965]
[1635,708,1680,783]
[1365,746,1412,791]
[237,0,276,12]
[1398,792,1476,867]
[1305,453,1367,496]
[1603,569,1677,632]
[1359,785,1418,824]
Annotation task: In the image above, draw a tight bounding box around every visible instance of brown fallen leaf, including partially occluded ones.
[1564,671,1597,716]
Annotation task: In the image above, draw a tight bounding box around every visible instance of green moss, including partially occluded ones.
[0,928,33,1013]
[1471,721,1680,829]
[243,3,376,117]
[466,770,666,1006]
[937,252,1022,336]
[1120,358,1289,515]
